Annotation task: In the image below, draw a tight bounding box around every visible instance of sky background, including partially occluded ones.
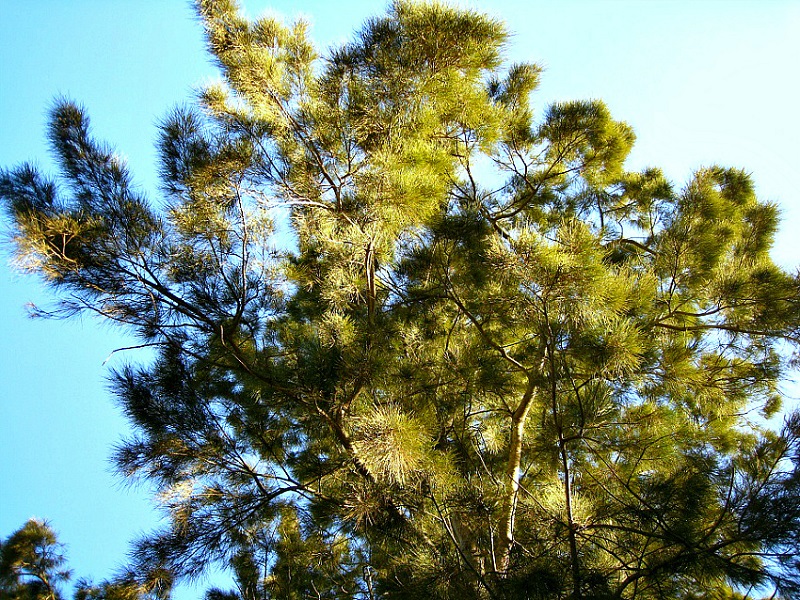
[1,1,799,598]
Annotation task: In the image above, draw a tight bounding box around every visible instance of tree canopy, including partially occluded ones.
[2,1,800,598]
[0,520,164,600]
[0,520,71,600]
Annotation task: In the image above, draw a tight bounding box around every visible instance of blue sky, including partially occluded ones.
[1,1,799,597]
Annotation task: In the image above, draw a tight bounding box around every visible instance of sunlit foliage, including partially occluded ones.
[2,1,800,598]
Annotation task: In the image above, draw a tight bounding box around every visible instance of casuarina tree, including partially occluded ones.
[2,1,800,598]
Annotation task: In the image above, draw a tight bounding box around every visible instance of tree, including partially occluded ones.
[2,1,800,598]
[0,520,71,600]
[0,520,165,600]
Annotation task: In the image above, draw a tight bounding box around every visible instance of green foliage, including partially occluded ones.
[0,521,164,600]
[3,1,800,598]
[0,520,70,600]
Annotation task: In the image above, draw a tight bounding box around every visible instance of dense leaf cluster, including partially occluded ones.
[3,1,800,598]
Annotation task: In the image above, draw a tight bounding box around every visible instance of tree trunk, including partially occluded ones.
[497,377,536,573]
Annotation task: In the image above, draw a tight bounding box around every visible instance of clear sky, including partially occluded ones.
[1,1,799,598]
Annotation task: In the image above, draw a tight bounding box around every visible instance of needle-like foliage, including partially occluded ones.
[2,1,800,598]
[0,520,71,600]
